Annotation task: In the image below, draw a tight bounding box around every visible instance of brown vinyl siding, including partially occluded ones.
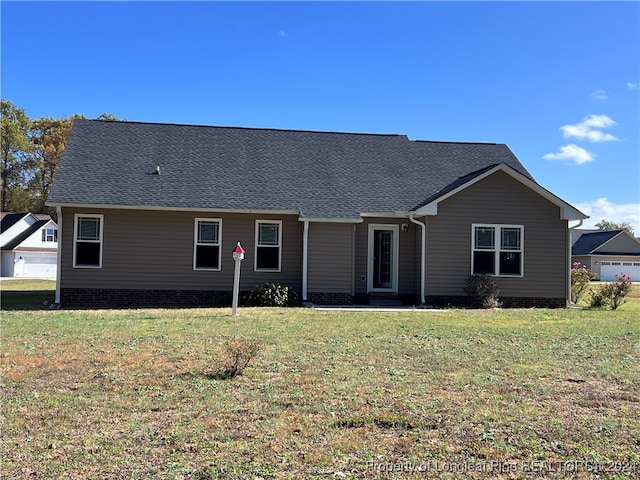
[59,170,570,305]
[307,223,353,294]
[425,171,568,299]
[59,208,302,292]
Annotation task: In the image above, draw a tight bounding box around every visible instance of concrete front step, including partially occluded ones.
[369,294,403,307]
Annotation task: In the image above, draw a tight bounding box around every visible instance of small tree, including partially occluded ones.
[1,99,32,211]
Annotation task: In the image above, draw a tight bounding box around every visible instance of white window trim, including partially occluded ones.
[255,220,282,272]
[73,214,104,269]
[193,218,222,271]
[471,223,524,277]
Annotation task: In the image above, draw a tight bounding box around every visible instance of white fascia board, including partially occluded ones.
[298,217,363,224]
[413,163,589,221]
[48,202,300,216]
[360,212,411,218]
[299,211,414,223]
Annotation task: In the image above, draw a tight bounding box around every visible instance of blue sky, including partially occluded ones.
[2,1,639,232]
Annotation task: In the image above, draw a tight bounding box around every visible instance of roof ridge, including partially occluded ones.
[583,229,623,235]
[412,139,499,145]
[81,119,407,138]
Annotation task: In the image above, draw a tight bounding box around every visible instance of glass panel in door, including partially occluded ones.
[373,229,393,289]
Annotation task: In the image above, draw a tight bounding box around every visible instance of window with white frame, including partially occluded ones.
[472,224,523,276]
[255,220,281,271]
[194,219,222,270]
[74,214,103,268]
[42,227,58,242]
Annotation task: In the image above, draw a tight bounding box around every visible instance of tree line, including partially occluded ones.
[1,98,634,235]
[1,99,119,220]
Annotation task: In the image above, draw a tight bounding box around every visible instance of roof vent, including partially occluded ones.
[154,165,160,175]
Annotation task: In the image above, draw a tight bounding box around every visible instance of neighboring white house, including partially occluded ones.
[1,212,58,279]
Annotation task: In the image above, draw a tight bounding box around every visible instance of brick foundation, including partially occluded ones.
[424,295,566,309]
[60,288,235,309]
[59,288,566,309]
[307,292,353,305]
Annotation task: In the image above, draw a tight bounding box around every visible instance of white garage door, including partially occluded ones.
[600,261,640,282]
[19,254,57,279]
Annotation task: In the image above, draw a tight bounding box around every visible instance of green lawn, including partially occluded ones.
[1,283,639,479]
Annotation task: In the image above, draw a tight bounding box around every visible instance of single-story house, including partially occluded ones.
[46,119,588,308]
[1,212,58,279]
[571,229,640,281]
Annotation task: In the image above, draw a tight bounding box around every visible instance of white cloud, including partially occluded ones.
[590,89,608,100]
[278,30,288,38]
[542,144,594,165]
[573,197,640,234]
[627,82,640,90]
[560,114,619,142]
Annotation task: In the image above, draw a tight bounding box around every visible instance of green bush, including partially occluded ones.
[589,286,609,309]
[464,274,501,309]
[248,282,300,307]
[607,274,633,310]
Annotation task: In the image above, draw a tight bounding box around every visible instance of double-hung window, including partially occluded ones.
[255,220,281,271]
[472,224,523,276]
[74,214,103,268]
[194,219,221,270]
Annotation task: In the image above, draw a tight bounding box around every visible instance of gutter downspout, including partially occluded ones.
[54,206,63,305]
[351,224,356,298]
[302,219,309,302]
[409,214,426,305]
[568,219,584,305]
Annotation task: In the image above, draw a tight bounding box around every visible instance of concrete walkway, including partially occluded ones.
[314,305,444,312]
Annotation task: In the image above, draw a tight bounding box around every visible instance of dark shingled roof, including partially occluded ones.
[1,220,50,251]
[571,230,624,255]
[1,213,28,233]
[48,119,535,219]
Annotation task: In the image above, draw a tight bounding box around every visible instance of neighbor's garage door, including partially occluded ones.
[21,254,57,278]
[600,261,640,282]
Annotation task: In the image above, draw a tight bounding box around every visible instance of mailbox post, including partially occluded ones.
[231,242,245,316]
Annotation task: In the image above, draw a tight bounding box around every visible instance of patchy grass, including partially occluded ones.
[1,292,639,479]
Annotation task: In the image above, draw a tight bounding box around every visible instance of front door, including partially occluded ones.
[368,225,399,292]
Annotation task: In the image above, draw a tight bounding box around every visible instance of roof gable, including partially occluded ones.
[1,219,55,251]
[413,163,588,220]
[47,119,577,220]
[571,230,640,255]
